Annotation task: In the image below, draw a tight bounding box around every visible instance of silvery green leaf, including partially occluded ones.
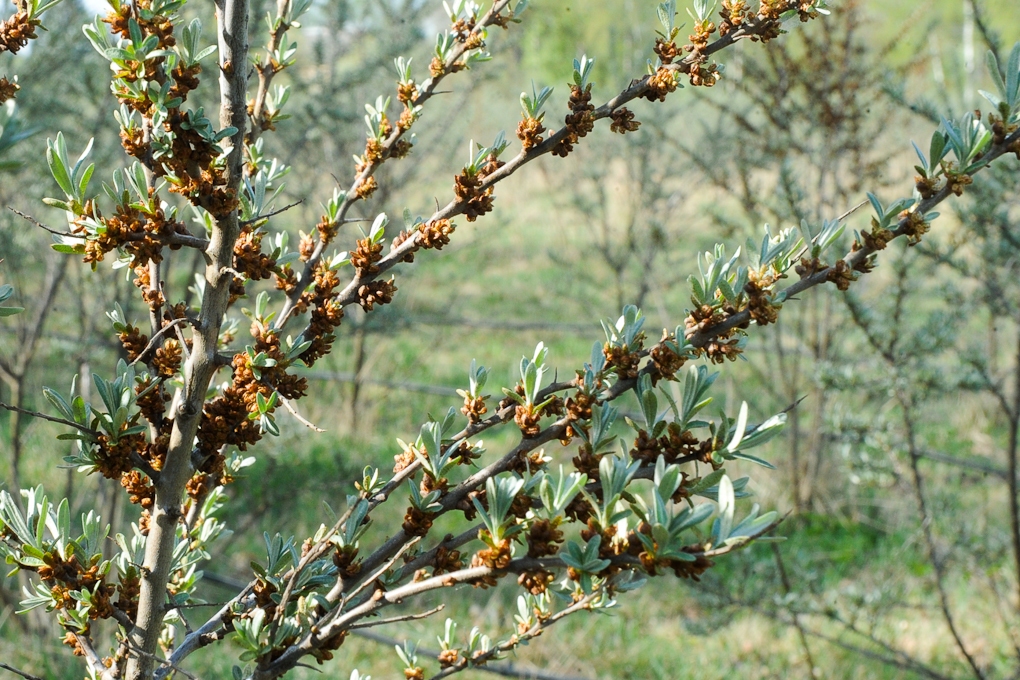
[726,401,749,453]
[714,475,734,543]
[739,412,786,449]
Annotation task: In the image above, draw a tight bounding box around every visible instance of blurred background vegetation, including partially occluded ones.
[2,0,1020,677]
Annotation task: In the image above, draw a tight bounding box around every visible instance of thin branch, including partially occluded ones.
[426,591,600,680]
[157,590,254,680]
[123,644,199,680]
[901,396,986,680]
[7,207,66,236]
[278,395,325,432]
[354,630,593,680]
[339,536,422,605]
[704,585,955,680]
[7,207,209,250]
[74,633,111,680]
[346,604,445,630]
[128,318,191,367]
[969,0,1003,64]
[0,662,44,680]
[304,370,460,397]
[241,199,304,226]
[0,401,99,437]
[276,0,518,326]
[686,127,1020,348]
[772,544,818,676]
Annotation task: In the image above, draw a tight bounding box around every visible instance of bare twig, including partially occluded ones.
[425,591,600,680]
[772,544,818,676]
[0,401,99,437]
[7,207,209,250]
[278,395,325,432]
[354,630,593,680]
[346,604,445,630]
[7,207,66,236]
[0,662,44,680]
[128,318,191,367]
[240,199,304,226]
[157,589,254,680]
[338,537,422,605]
[901,396,986,680]
[304,370,460,397]
[704,585,955,680]
[124,644,199,680]
[969,0,1003,64]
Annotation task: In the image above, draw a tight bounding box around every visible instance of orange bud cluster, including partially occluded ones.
[744,271,780,326]
[609,107,640,134]
[350,236,383,274]
[419,219,455,250]
[825,259,855,291]
[718,0,751,36]
[397,80,418,106]
[95,432,146,479]
[433,545,464,575]
[644,67,679,102]
[514,403,543,437]
[552,84,595,157]
[196,324,307,480]
[135,377,170,425]
[332,544,362,579]
[603,341,643,380]
[152,338,183,378]
[861,221,894,251]
[37,551,116,622]
[684,304,745,363]
[649,332,686,380]
[469,533,512,588]
[358,278,396,312]
[516,116,545,151]
[454,154,504,222]
[460,393,487,423]
[298,265,345,365]
[453,172,490,221]
[518,569,554,595]
[121,471,154,510]
[526,519,563,559]
[118,323,149,362]
[0,11,38,54]
[946,169,974,196]
[390,229,418,263]
[402,506,434,537]
[0,76,18,104]
[234,228,276,281]
[654,37,681,64]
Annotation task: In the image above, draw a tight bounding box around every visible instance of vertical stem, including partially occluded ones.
[963,0,976,110]
[349,324,366,433]
[772,544,818,677]
[2,254,68,490]
[124,0,249,676]
[9,379,22,491]
[901,398,986,680]
[804,295,831,511]
[774,320,803,512]
[1007,330,1020,615]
